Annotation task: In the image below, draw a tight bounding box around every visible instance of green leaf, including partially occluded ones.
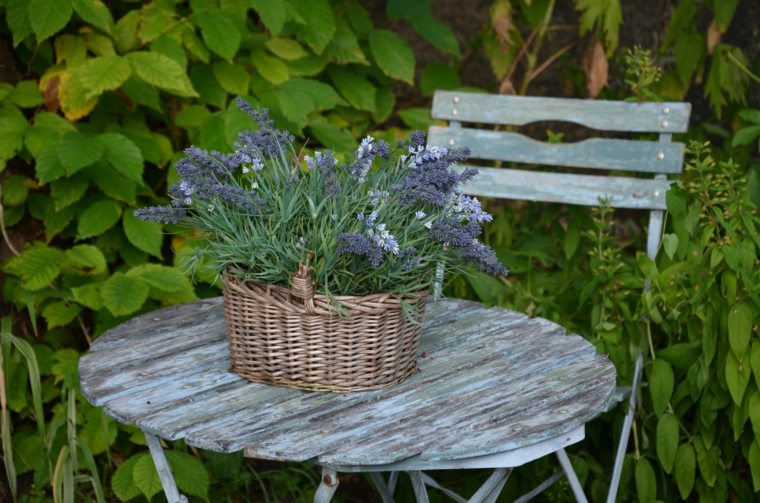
[124,51,198,97]
[111,454,142,501]
[137,3,176,44]
[420,62,461,96]
[113,10,140,53]
[212,62,250,96]
[674,443,695,499]
[280,78,344,110]
[42,301,81,329]
[132,453,164,500]
[408,16,460,57]
[72,56,132,100]
[0,105,29,162]
[649,359,674,416]
[751,440,760,491]
[126,264,190,293]
[6,0,33,46]
[634,457,656,503]
[195,11,240,60]
[328,67,376,112]
[289,0,335,54]
[750,391,760,438]
[656,414,679,473]
[398,108,434,130]
[728,302,753,358]
[79,408,117,455]
[175,105,211,128]
[71,0,113,34]
[725,351,750,406]
[266,37,308,60]
[732,125,760,147]
[28,0,72,41]
[373,86,395,123]
[674,31,704,84]
[66,244,107,274]
[49,173,88,210]
[250,0,286,35]
[166,451,209,502]
[662,233,678,259]
[713,0,739,32]
[101,272,148,316]
[752,342,760,391]
[123,211,163,258]
[77,199,122,239]
[369,29,415,84]
[386,0,431,20]
[8,80,43,108]
[308,121,358,151]
[13,243,65,290]
[150,35,187,68]
[738,109,760,124]
[88,163,136,204]
[98,133,144,183]
[2,175,29,206]
[251,50,290,85]
[325,25,368,64]
[287,54,328,77]
[71,282,103,310]
[58,131,104,174]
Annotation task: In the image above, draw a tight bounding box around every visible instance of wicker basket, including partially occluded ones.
[222,265,427,392]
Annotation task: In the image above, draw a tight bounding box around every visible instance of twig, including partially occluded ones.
[530,40,579,81]
[505,27,539,82]
[76,316,92,346]
[726,50,760,85]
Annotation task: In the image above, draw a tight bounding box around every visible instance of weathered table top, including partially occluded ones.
[79,297,615,466]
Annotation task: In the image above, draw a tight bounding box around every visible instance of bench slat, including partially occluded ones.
[432,91,690,133]
[428,126,684,174]
[457,165,670,210]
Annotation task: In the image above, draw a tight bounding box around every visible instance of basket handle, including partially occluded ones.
[290,263,315,314]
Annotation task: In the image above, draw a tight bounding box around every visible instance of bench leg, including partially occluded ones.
[314,467,339,503]
[144,432,187,503]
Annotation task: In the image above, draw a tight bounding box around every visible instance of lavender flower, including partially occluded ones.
[134,206,186,224]
[338,232,384,267]
[306,151,340,196]
[428,216,482,247]
[457,240,508,276]
[367,223,400,255]
[448,193,493,223]
[348,136,391,182]
[234,97,294,158]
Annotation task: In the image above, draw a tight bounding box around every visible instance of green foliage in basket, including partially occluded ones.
[136,97,507,296]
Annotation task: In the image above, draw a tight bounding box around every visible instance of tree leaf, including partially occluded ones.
[124,51,198,97]
[101,272,148,316]
[13,243,65,290]
[408,16,460,57]
[212,62,250,96]
[50,173,88,210]
[308,121,358,151]
[728,302,753,358]
[328,67,376,112]
[87,163,136,204]
[8,80,44,108]
[279,78,344,111]
[289,0,335,54]
[656,414,679,473]
[71,282,103,310]
[265,37,308,61]
[250,0,286,35]
[66,244,107,274]
[6,0,33,46]
[58,131,104,174]
[126,264,191,294]
[398,108,434,130]
[732,125,760,147]
[0,105,30,162]
[111,454,143,502]
[113,10,140,53]
[2,175,29,206]
[72,56,132,100]
[77,199,122,239]
[634,457,656,503]
[123,211,162,258]
[251,50,290,85]
[79,408,117,455]
[674,31,704,84]
[28,0,72,41]
[674,443,695,499]
[166,451,209,502]
[325,25,368,64]
[725,351,750,406]
[71,0,113,34]
[420,62,460,97]
[662,233,678,259]
[751,440,760,491]
[42,301,81,329]
[368,29,415,84]
[195,11,240,61]
[649,359,674,416]
[97,132,144,183]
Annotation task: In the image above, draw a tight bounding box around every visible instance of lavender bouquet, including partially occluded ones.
[136,97,507,297]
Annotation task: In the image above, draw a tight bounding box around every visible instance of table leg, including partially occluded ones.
[408,471,430,503]
[556,449,589,503]
[314,467,339,503]
[144,432,187,503]
[369,473,397,503]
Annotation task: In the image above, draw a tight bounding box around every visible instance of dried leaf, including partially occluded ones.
[490,0,513,52]
[43,75,60,111]
[707,21,721,55]
[583,37,608,98]
[498,77,515,95]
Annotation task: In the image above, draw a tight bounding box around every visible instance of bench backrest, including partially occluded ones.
[428,91,691,259]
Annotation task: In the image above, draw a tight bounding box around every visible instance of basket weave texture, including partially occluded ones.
[222,265,427,392]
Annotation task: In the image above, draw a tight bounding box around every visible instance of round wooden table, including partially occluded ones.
[79,297,616,502]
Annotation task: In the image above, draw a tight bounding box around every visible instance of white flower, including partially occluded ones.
[415,210,426,219]
[251,181,259,189]
[424,221,433,229]
[207,204,215,212]
[241,166,250,174]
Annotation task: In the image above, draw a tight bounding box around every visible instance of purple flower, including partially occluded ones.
[348,136,392,182]
[134,206,186,224]
[234,97,295,158]
[393,150,476,206]
[428,216,482,247]
[457,240,508,276]
[338,232,384,267]
[306,151,340,196]
[449,193,493,223]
